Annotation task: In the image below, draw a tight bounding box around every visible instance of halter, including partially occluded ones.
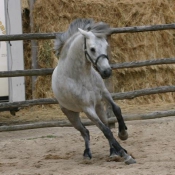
[84,37,109,70]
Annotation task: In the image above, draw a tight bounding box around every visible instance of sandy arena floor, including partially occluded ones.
[0,103,175,175]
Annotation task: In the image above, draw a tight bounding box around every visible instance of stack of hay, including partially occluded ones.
[22,0,175,105]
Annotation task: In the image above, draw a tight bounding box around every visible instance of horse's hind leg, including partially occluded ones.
[84,107,136,164]
[61,107,92,159]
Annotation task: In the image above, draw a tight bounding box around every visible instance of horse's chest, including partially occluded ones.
[52,66,104,111]
[58,77,102,104]
[84,83,102,97]
[79,79,103,102]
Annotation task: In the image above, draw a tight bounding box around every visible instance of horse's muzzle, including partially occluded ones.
[101,68,112,79]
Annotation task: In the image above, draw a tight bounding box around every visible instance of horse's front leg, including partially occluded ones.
[103,90,128,140]
[95,103,120,157]
[61,107,92,159]
[84,107,136,164]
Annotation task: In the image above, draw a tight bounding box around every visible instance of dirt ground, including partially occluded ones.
[0,102,175,175]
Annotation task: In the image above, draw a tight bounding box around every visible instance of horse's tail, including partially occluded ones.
[54,18,94,56]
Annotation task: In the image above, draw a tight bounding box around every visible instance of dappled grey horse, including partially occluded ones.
[52,18,136,164]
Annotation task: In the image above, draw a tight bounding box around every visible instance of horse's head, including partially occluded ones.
[78,28,112,79]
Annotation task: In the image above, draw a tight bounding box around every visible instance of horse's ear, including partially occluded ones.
[78,28,90,39]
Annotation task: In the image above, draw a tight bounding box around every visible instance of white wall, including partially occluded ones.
[5,0,25,102]
[0,0,8,98]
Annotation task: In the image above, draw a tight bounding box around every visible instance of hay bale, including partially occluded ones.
[21,0,29,11]
[22,0,175,105]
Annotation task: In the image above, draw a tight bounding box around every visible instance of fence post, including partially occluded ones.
[105,36,115,129]
[29,0,38,98]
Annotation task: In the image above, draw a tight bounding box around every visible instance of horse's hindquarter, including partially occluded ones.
[52,66,105,112]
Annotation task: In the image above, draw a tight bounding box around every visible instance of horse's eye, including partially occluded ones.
[90,47,96,53]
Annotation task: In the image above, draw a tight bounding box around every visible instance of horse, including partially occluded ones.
[52,18,136,165]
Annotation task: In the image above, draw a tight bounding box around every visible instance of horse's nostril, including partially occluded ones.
[104,68,112,76]
[102,68,112,79]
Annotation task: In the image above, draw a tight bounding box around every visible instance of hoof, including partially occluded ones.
[124,156,136,165]
[83,148,92,159]
[119,149,136,165]
[118,130,128,140]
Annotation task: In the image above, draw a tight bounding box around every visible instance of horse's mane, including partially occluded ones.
[54,18,110,56]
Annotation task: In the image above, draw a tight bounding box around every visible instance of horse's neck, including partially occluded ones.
[66,35,92,76]
[57,34,102,87]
